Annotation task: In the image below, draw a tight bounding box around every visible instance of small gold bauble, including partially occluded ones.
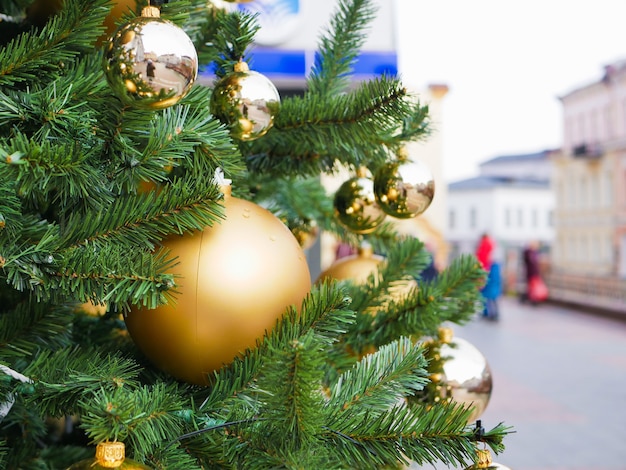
[75,300,107,316]
[210,62,280,141]
[125,186,311,385]
[66,441,151,469]
[290,219,319,250]
[373,159,435,219]
[316,245,416,301]
[103,7,198,109]
[334,175,386,234]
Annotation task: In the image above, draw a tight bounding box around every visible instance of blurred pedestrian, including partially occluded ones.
[475,233,501,320]
[521,240,548,304]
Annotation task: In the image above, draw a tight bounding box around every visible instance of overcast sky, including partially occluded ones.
[393,0,626,182]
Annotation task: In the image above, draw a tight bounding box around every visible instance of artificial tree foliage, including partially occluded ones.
[0,0,510,468]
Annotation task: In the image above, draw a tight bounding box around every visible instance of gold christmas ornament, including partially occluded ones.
[125,183,311,386]
[373,158,435,219]
[99,0,138,45]
[334,170,387,234]
[103,6,198,109]
[66,441,151,469]
[210,61,280,140]
[464,448,512,469]
[316,245,416,301]
[289,218,319,250]
[75,300,107,316]
[438,336,493,423]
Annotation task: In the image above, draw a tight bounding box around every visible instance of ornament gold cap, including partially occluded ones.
[438,326,454,344]
[357,243,374,257]
[234,60,250,73]
[474,448,493,468]
[141,6,161,18]
[397,146,410,162]
[95,441,125,468]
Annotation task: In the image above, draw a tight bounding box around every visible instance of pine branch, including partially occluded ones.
[245,77,414,176]
[307,0,378,97]
[0,300,73,361]
[329,337,429,413]
[0,0,109,87]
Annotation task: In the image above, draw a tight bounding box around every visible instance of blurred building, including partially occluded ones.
[549,60,626,312]
[446,151,555,292]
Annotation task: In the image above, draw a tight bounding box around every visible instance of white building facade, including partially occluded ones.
[447,151,555,291]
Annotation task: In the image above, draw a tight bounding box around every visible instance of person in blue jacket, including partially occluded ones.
[481,261,502,320]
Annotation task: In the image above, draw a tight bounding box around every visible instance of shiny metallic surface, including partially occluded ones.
[210,69,280,141]
[334,176,387,233]
[374,159,435,218]
[104,16,198,109]
[441,337,493,423]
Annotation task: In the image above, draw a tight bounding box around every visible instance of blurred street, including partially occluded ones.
[426,296,626,470]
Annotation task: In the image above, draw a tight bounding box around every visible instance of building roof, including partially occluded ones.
[479,150,553,166]
[448,175,550,191]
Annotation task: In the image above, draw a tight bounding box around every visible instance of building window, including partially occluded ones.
[531,208,538,228]
[548,209,554,227]
[504,207,511,227]
[449,209,455,230]
[469,207,476,229]
[517,207,523,227]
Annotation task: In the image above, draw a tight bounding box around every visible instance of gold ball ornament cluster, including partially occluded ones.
[373,157,435,219]
[125,183,312,386]
[103,6,198,109]
[66,441,151,469]
[334,169,387,234]
[210,61,281,141]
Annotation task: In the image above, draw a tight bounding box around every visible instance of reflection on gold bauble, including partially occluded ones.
[373,159,435,219]
[464,448,512,469]
[334,173,386,234]
[103,6,198,109]
[67,441,151,469]
[437,336,492,423]
[125,186,311,386]
[210,61,280,141]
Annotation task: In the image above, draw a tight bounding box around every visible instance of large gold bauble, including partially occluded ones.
[67,441,151,469]
[373,159,435,219]
[103,6,198,109]
[125,187,311,386]
[210,62,280,141]
[334,175,387,234]
[439,337,493,423]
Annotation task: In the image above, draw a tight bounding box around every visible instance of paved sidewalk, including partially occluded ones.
[416,296,626,470]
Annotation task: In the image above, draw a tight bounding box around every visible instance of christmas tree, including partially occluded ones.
[0,0,511,468]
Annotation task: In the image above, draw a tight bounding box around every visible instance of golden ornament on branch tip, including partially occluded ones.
[103,6,198,109]
[210,61,281,141]
[373,158,435,219]
[66,441,151,469]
